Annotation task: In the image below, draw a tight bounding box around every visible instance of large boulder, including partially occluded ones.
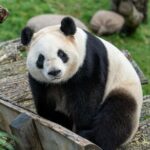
[90,10,125,35]
[26,14,88,32]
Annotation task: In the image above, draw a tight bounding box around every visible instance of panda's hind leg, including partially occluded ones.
[80,89,138,150]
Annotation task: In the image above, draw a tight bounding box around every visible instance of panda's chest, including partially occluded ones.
[47,86,68,115]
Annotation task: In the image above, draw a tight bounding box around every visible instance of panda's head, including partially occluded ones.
[21,17,87,83]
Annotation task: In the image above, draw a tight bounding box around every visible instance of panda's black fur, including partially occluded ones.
[21,17,142,150]
[60,17,76,35]
[21,27,34,45]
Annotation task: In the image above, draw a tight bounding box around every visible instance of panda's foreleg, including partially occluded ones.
[28,74,73,129]
[78,90,137,150]
[28,73,52,119]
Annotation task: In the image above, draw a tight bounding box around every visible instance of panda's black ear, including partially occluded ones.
[21,27,34,45]
[60,17,76,36]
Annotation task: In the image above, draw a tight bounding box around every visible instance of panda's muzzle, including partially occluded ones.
[48,69,61,77]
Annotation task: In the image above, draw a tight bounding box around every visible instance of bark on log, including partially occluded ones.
[0,59,27,79]
[0,73,31,101]
[0,39,22,65]
[0,73,34,111]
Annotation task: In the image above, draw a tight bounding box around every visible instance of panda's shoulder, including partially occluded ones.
[81,31,108,58]
[81,30,121,56]
[84,31,106,48]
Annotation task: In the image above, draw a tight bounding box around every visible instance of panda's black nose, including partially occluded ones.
[48,70,61,76]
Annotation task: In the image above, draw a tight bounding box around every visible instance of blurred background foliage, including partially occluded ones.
[0,131,16,150]
[0,0,150,95]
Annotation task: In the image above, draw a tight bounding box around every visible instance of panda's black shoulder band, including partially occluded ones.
[60,17,76,36]
[21,27,34,45]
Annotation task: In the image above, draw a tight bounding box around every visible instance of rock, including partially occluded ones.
[90,10,125,35]
[26,14,88,32]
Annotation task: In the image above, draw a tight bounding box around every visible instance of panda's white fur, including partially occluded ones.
[22,17,143,150]
[100,38,143,143]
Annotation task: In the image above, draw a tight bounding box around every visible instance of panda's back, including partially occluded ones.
[99,38,143,106]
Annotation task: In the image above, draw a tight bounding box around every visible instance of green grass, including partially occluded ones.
[0,0,150,95]
[0,131,16,150]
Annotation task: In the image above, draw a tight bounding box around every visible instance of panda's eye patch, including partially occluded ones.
[36,54,45,69]
[57,49,68,63]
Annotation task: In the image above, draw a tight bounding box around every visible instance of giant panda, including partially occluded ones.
[21,17,143,150]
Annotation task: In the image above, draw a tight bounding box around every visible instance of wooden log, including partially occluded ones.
[1,96,150,150]
[0,59,27,79]
[0,38,22,65]
[0,94,150,149]
[35,120,101,150]
[0,73,33,110]
[0,99,19,132]
[10,113,43,150]
[0,98,102,150]
[0,109,7,131]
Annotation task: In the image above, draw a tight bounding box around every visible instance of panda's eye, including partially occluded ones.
[36,54,45,69]
[57,49,68,63]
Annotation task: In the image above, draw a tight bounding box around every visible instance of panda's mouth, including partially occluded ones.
[44,70,62,82]
[51,77,61,80]
[50,77,61,81]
